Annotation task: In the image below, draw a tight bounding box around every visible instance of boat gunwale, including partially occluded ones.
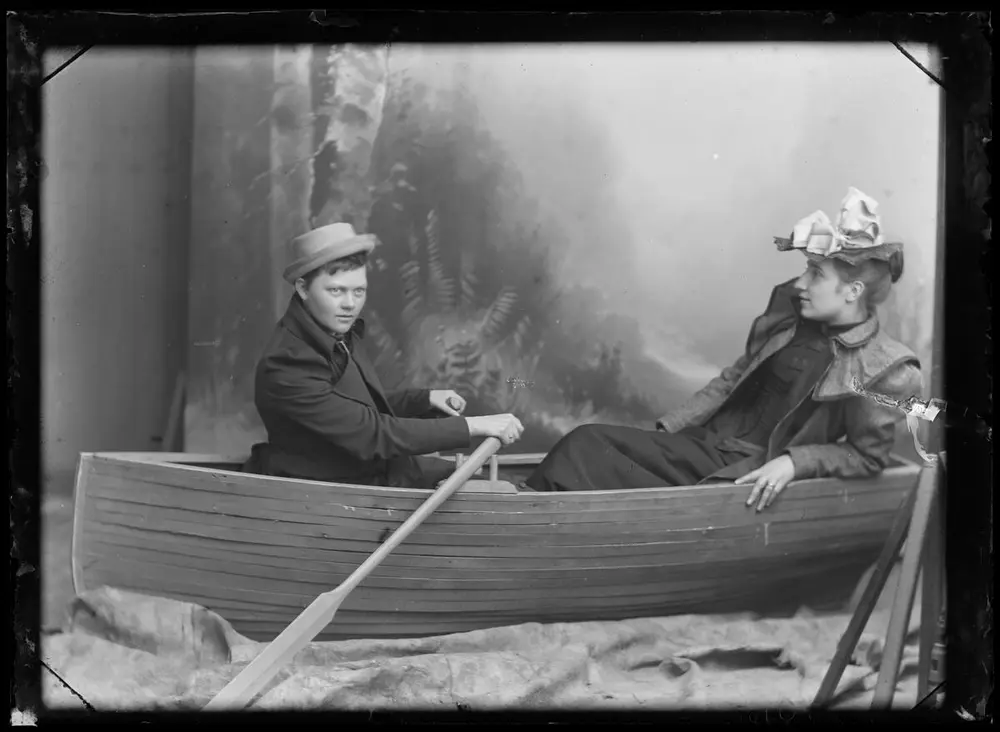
[77,450,923,501]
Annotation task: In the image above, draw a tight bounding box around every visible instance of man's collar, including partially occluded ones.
[329,314,366,341]
[283,295,367,357]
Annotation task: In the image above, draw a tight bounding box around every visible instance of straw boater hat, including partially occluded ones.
[774,187,904,266]
[283,223,377,284]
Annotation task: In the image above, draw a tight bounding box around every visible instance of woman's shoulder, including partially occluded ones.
[870,324,920,365]
[866,328,923,396]
[873,358,923,396]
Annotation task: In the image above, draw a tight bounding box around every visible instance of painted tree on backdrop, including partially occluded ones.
[193,45,635,455]
[268,44,390,321]
[361,67,557,425]
[266,47,690,454]
[356,64,677,450]
[266,45,546,424]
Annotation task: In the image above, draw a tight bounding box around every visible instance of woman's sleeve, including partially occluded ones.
[655,351,753,433]
[784,361,924,479]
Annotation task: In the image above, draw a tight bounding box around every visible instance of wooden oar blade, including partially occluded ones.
[202,437,502,712]
[203,588,348,711]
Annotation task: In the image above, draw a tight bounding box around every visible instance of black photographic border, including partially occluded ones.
[9,9,991,724]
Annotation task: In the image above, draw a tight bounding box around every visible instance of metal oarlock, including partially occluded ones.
[456,452,498,480]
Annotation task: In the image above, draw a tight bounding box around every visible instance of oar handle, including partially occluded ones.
[338,437,501,597]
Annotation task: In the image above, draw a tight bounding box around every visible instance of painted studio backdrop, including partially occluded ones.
[186,43,941,456]
[41,42,942,478]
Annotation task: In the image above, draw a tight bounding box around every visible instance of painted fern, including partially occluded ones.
[424,209,455,311]
[458,251,478,309]
[510,313,533,352]
[481,287,518,343]
[363,310,405,384]
[399,248,424,332]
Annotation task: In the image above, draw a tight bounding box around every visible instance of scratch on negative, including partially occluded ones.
[41,660,96,712]
[443,654,459,705]
[764,523,770,547]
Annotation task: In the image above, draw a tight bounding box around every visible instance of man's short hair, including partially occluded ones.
[301,251,369,286]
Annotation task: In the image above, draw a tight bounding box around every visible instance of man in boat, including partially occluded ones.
[245,222,524,489]
[522,187,924,511]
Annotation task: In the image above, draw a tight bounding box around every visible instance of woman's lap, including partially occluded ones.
[523,423,744,492]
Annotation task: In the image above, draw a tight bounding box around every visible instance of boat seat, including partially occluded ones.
[456,479,520,494]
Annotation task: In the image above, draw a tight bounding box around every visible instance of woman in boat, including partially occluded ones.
[522,187,924,511]
[245,222,524,489]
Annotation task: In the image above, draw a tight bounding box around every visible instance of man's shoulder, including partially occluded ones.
[257,320,332,378]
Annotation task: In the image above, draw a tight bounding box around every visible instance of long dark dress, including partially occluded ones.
[523,318,850,492]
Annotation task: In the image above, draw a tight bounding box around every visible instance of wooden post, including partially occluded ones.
[812,459,946,710]
[916,487,945,702]
[163,372,186,452]
[812,485,917,707]
[871,465,939,708]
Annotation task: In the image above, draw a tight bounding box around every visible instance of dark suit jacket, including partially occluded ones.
[249,295,472,486]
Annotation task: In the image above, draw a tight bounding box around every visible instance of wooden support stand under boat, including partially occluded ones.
[812,454,947,711]
[71,447,924,647]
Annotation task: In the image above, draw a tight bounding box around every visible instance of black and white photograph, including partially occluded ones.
[9,11,991,722]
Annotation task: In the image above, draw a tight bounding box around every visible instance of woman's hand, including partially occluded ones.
[429,390,467,416]
[736,455,797,512]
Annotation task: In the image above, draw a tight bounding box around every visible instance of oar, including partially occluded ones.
[202,436,503,711]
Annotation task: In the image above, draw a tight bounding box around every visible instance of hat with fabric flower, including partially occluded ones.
[774,187,904,266]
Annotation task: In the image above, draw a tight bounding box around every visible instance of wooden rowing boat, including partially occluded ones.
[71,450,920,642]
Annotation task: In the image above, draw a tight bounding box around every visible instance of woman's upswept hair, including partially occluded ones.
[832,249,904,309]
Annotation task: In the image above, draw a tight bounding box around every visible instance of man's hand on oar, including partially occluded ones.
[465,414,524,447]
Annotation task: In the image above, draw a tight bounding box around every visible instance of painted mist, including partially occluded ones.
[184,42,941,456]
